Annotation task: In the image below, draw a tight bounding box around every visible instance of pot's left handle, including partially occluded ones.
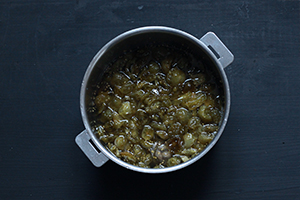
[75,130,109,167]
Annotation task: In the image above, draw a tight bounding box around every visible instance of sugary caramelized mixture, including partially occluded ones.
[90,46,223,168]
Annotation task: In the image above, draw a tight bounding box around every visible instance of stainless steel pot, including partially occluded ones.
[75,26,234,173]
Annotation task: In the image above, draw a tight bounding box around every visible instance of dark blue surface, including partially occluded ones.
[1,0,300,199]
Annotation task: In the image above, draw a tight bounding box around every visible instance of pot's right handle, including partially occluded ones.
[200,32,234,68]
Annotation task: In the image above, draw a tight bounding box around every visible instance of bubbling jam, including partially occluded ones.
[89,45,223,168]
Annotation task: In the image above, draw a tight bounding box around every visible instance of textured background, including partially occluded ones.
[1,0,299,199]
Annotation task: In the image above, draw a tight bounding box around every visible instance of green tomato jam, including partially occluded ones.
[89,45,224,168]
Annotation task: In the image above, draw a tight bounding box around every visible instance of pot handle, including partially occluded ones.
[75,130,109,167]
[200,32,234,68]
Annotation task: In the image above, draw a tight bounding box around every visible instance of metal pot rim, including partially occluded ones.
[78,26,233,173]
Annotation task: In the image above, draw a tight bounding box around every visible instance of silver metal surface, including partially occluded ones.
[76,26,234,173]
[75,130,109,167]
[200,32,234,68]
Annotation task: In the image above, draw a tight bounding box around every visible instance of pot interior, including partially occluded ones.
[81,28,229,173]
